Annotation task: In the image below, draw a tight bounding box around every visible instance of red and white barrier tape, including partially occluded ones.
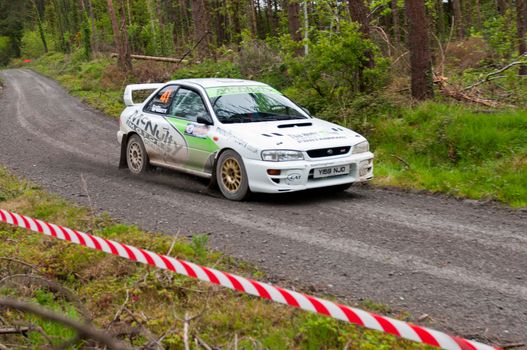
[0,209,499,350]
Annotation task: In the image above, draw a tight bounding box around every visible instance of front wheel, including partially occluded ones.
[126,134,151,175]
[216,150,250,201]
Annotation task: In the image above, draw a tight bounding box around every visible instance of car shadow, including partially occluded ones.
[120,167,368,205]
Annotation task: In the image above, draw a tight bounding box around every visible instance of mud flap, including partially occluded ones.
[119,134,128,169]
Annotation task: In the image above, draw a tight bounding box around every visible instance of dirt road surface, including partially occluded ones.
[1,69,526,346]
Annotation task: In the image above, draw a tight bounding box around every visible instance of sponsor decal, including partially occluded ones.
[285,172,302,185]
[159,88,174,104]
[216,128,258,153]
[184,123,209,138]
[206,85,281,98]
[125,113,187,159]
[151,104,168,114]
[287,129,347,144]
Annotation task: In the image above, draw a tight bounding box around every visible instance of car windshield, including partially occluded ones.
[206,86,308,124]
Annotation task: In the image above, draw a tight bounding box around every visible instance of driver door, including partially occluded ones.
[165,87,218,173]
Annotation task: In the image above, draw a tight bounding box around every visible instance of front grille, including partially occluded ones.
[307,146,351,158]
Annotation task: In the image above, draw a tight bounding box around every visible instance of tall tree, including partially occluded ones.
[348,0,374,70]
[497,0,508,15]
[392,0,401,47]
[405,0,434,99]
[452,0,464,38]
[191,0,210,55]
[348,0,370,36]
[31,0,48,53]
[107,0,132,72]
[287,0,302,42]
[517,0,527,75]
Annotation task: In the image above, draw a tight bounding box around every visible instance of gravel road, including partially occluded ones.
[1,69,526,346]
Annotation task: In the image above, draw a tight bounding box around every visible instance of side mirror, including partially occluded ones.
[197,114,213,125]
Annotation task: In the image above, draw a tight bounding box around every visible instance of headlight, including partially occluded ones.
[352,141,369,154]
[261,150,304,162]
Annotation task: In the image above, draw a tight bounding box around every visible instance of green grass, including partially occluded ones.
[370,102,527,207]
[0,167,426,349]
[14,53,527,207]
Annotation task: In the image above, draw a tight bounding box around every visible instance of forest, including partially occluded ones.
[1,0,527,100]
[0,0,526,206]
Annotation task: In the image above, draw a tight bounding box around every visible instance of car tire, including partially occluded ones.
[126,134,151,175]
[216,150,250,201]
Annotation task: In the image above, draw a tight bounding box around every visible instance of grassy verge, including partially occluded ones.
[0,167,426,349]
[10,53,527,207]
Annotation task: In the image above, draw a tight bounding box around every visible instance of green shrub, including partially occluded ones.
[281,21,390,113]
[0,36,11,66]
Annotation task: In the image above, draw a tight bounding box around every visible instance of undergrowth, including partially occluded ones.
[0,167,427,349]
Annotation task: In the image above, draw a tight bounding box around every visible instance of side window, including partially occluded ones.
[144,86,176,115]
[169,88,210,122]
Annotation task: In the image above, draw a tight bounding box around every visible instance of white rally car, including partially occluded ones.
[117,78,373,200]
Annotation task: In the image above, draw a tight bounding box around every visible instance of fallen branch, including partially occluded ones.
[0,257,38,271]
[110,53,188,64]
[463,52,527,91]
[0,298,132,350]
[0,274,90,321]
[0,327,30,335]
[501,343,525,350]
[434,76,501,108]
[390,154,411,169]
[194,334,213,350]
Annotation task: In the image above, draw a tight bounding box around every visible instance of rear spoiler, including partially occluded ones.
[123,83,163,106]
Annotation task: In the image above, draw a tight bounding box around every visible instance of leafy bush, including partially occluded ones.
[20,30,49,58]
[281,22,390,113]
[0,36,11,66]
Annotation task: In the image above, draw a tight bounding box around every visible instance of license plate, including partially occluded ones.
[313,164,350,178]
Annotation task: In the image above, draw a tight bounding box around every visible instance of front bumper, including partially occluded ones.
[244,152,374,193]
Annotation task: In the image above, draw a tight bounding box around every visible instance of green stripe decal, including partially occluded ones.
[206,85,281,98]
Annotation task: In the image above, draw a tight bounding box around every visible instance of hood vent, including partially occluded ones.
[277,122,313,128]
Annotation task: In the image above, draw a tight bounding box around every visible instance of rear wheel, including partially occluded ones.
[126,134,151,175]
[216,150,250,201]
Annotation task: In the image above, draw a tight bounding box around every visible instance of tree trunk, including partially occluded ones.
[452,0,464,38]
[474,0,482,31]
[190,0,210,56]
[435,0,445,38]
[348,0,370,36]
[497,0,508,15]
[107,0,132,72]
[405,0,434,100]
[303,0,309,55]
[348,0,374,69]
[464,0,472,32]
[266,0,276,35]
[86,0,97,52]
[249,0,258,37]
[31,0,48,53]
[392,0,401,47]
[517,0,527,75]
[287,0,302,42]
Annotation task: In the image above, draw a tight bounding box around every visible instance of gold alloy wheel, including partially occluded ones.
[221,158,242,192]
[128,142,143,171]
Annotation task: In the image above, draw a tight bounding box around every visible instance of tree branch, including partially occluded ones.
[0,298,132,350]
[463,52,527,91]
